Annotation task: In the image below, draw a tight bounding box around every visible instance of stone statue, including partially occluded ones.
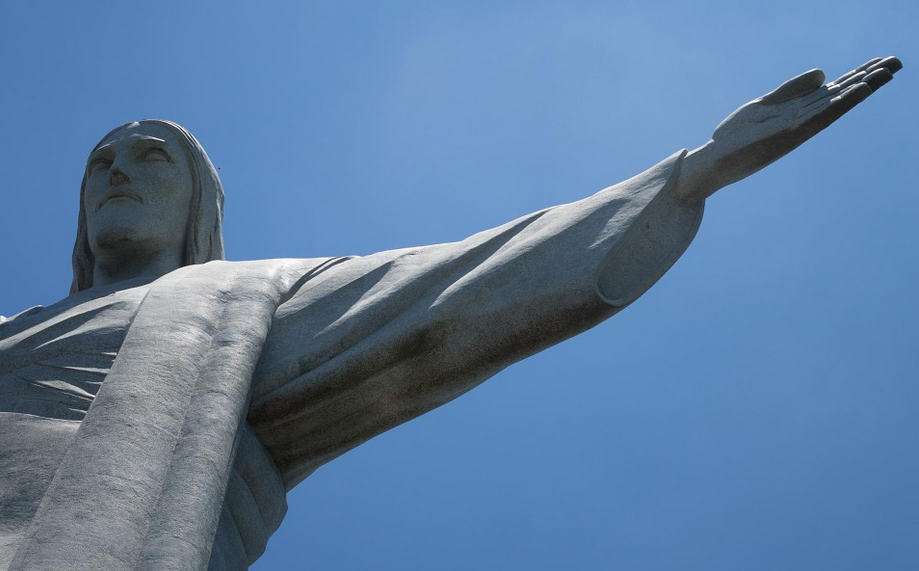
[0,56,901,571]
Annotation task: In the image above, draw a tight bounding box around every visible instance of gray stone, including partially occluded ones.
[0,56,902,571]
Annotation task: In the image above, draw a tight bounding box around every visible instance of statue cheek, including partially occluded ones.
[147,185,192,229]
[153,171,193,203]
[82,183,104,212]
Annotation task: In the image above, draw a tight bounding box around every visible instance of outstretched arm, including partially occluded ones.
[676,56,902,203]
[250,151,701,487]
[248,57,901,488]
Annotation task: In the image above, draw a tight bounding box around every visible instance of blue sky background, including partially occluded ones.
[1,2,917,570]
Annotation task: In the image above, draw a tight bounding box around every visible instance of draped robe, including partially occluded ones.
[0,151,703,570]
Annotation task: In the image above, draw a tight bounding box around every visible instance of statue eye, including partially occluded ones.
[141,147,171,162]
[88,157,111,174]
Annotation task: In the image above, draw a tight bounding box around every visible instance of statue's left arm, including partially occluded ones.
[247,57,900,489]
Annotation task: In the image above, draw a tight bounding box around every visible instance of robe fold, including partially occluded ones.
[0,150,703,570]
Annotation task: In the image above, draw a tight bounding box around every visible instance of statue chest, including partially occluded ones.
[0,286,147,420]
[0,286,145,567]
[0,280,289,570]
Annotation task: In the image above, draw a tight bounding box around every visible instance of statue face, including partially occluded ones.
[83,123,194,261]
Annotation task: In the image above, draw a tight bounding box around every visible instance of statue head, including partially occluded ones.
[71,120,225,294]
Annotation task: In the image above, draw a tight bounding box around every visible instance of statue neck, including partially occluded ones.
[91,247,185,289]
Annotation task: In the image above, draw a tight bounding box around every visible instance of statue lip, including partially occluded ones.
[98,190,143,210]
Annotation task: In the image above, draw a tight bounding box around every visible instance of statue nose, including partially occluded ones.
[109,167,130,186]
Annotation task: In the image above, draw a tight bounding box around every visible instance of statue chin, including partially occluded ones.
[88,222,146,258]
[88,206,171,259]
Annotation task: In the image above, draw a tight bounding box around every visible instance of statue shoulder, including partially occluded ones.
[0,305,44,325]
[190,257,352,290]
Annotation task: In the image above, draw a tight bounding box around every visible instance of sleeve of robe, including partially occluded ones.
[247,150,705,488]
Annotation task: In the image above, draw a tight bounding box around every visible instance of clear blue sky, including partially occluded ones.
[1,2,917,570]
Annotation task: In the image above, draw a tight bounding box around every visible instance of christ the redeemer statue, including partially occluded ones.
[0,57,902,571]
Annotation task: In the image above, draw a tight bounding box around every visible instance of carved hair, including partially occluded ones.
[70,120,225,294]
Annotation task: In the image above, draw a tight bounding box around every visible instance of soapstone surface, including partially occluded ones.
[0,57,902,570]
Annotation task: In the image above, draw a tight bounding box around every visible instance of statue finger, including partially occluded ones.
[864,68,894,91]
[828,57,883,86]
[801,85,831,108]
[834,71,868,92]
[804,68,872,110]
[760,68,826,105]
[865,56,903,76]
[822,67,895,106]
[798,83,871,136]
[802,71,865,108]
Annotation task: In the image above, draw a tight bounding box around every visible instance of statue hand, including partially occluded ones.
[677,56,902,202]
